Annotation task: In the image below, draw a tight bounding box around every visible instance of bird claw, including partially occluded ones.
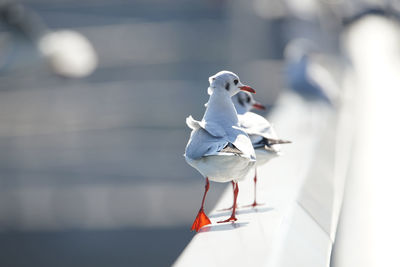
[242,201,264,208]
[217,216,237,224]
[191,209,211,232]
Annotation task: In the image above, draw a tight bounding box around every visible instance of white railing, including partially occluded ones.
[332,15,400,267]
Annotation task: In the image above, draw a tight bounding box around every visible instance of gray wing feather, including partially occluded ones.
[185,128,227,160]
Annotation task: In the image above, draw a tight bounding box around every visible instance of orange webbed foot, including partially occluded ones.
[191,209,211,232]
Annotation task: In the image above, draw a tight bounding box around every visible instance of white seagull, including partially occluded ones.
[284,38,339,106]
[232,91,291,207]
[185,71,256,232]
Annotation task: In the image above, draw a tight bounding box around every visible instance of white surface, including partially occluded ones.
[174,91,342,267]
[333,16,400,267]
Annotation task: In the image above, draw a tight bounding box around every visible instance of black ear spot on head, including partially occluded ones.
[238,96,245,106]
[225,83,230,91]
[212,78,216,81]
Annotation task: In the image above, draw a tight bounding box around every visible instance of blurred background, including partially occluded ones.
[0,0,399,266]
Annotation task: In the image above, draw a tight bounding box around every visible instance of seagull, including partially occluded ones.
[184,71,256,232]
[232,91,291,207]
[284,38,339,106]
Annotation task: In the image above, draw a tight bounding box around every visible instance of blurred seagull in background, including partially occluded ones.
[184,71,256,232]
[232,91,291,207]
[0,1,97,78]
[285,38,339,106]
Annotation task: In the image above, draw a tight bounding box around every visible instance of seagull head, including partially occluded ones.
[207,70,255,97]
[232,91,266,114]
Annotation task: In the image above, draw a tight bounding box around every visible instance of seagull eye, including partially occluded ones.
[225,83,230,91]
[234,79,238,85]
[246,96,251,103]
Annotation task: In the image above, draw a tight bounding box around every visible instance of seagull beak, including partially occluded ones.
[239,85,256,94]
[253,102,266,110]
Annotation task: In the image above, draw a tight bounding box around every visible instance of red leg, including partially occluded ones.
[191,178,212,232]
[218,181,238,211]
[243,169,264,208]
[218,181,239,223]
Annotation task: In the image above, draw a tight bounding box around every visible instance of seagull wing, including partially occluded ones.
[185,116,228,159]
[238,112,276,140]
[186,116,225,137]
[238,112,291,152]
[185,116,255,160]
[184,127,228,160]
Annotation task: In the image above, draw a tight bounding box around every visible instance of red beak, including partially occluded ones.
[253,102,266,110]
[239,86,256,94]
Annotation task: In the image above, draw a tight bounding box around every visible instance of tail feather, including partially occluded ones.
[186,115,201,130]
[253,138,291,151]
[267,138,292,145]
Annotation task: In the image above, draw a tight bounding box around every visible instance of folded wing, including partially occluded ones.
[185,116,255,160]
[238,112,291,152]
